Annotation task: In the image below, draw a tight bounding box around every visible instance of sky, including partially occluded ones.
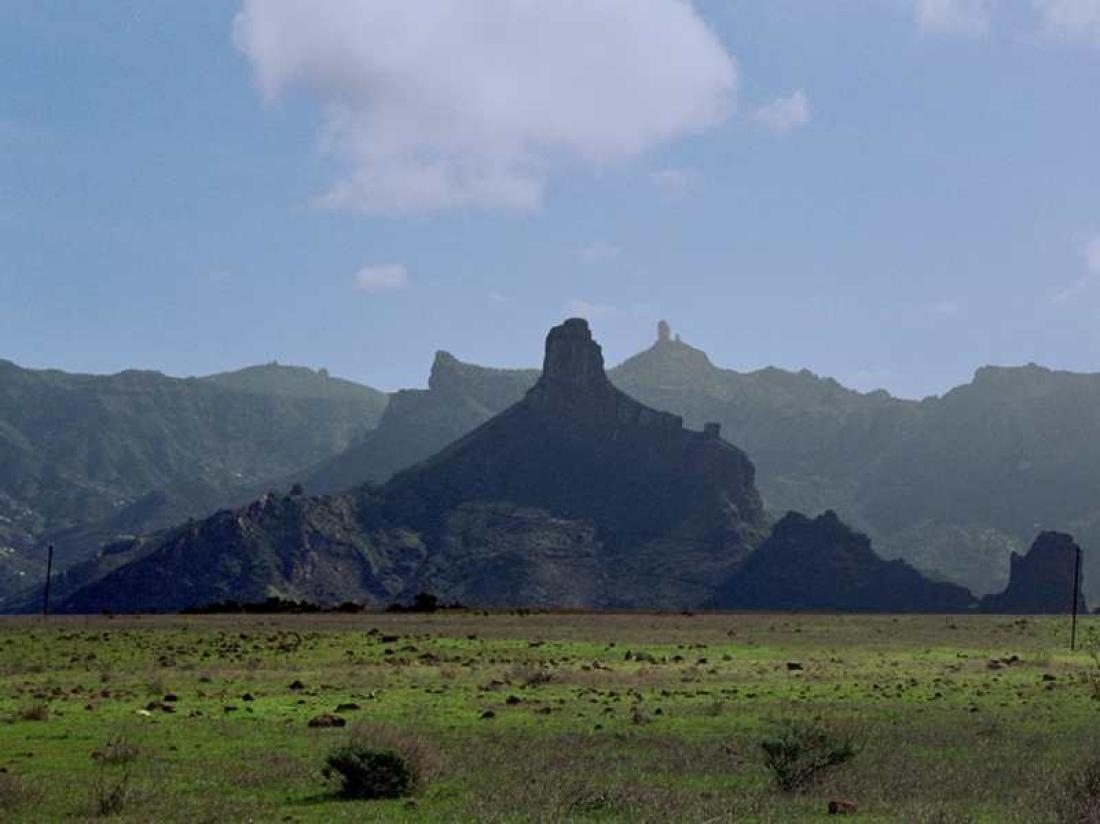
[1,0,1099,399]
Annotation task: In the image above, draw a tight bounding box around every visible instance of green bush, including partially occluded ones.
[760,721,857,792]
[324,724,440,800]
[326,746,414,800]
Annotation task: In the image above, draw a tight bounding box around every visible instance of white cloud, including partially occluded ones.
[1087,235,1100,273]
[752,90,810,135]
[1034,0,1100,44]
[565,299,620,320]
[564,299,657,321]
[648,167,697,197]
[353,263,408,293]
[915,0,994,36]
[234,1,737,214]
[1050,235,1100,304]
[578,242,621,265]
[1050,275,1092,304]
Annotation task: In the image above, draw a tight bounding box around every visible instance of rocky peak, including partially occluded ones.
[427,351,461,392]
[981,531,1086,614]
[539,318,609,391]
[657,319,672,343]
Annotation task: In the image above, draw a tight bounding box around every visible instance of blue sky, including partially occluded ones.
[2,1,1098,398]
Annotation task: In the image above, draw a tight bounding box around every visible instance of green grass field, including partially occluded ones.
[1,612,1098,822]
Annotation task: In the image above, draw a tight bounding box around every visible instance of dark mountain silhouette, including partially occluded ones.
[0,359,386,596]
[980,531,1086,614]
[708,510,976,612]
[287,323,1100,602]
[47,319,768,613]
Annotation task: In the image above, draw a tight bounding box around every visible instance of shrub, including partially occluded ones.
[0,772,43,812]
[17,703,49,722]
[759,721,858,792]
[1057,757,1100,823]
[91,737,141,766]
[91,770,134,817]
[324,724,439,800]
[325,747,414,799]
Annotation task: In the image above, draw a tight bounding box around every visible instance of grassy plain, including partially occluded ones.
[1,612,1098,822]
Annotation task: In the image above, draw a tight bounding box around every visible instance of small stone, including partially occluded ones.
[307,714,346,728]
[828,799,858,815]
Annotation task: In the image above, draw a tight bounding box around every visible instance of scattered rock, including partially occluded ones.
[828,799,858,815]
[787,662,804,671]
[308,714,346,728]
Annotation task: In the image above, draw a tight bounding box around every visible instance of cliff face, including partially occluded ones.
[302,353,538,494]
[980,531,1086,614]
[383,319,769,607]
[52,319,768,613]
[709,510,976,612]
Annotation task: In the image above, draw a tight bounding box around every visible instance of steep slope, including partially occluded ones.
[302,352,537,493]
[980,531,1086,614]
[861,365,1100,594]
[381,318,768,607]
[50,319,768,613]
[610,327,917,518]
[0,359,386,595]
[709,511,975,612]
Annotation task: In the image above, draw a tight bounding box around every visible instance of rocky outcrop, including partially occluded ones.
[980,531,1086,614]
[51,319,768,612]
[383,318,768,607]
[301,352,538,494]
[709,510,976,612]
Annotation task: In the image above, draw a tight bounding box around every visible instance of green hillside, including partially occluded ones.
[0,359,387,596]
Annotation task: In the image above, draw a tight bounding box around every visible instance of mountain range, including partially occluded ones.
[2,320,1099,608]
[0,360,386,594]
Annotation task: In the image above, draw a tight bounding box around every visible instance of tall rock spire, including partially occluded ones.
[539,318,609,389]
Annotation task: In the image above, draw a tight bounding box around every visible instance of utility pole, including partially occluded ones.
[1071,545,1082,651]
[42,544,54,618]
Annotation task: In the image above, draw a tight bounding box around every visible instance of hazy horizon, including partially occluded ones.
[3,1,1099,398]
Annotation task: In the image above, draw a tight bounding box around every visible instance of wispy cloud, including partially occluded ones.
[648,167,698,197]
[353,263,408,294]
[1034,0,1100,45]
[1050,234,1100,304]
[752,90,811,135]
[578,242,622,265]
[565,299,620,320]
[234,1,737,214]
[915,0,994,36]
[564,299,657,321]
[1087,235,1100,273]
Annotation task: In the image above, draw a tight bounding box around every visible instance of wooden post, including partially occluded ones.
[42,544,54,618]
[1071,546,1082,651]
